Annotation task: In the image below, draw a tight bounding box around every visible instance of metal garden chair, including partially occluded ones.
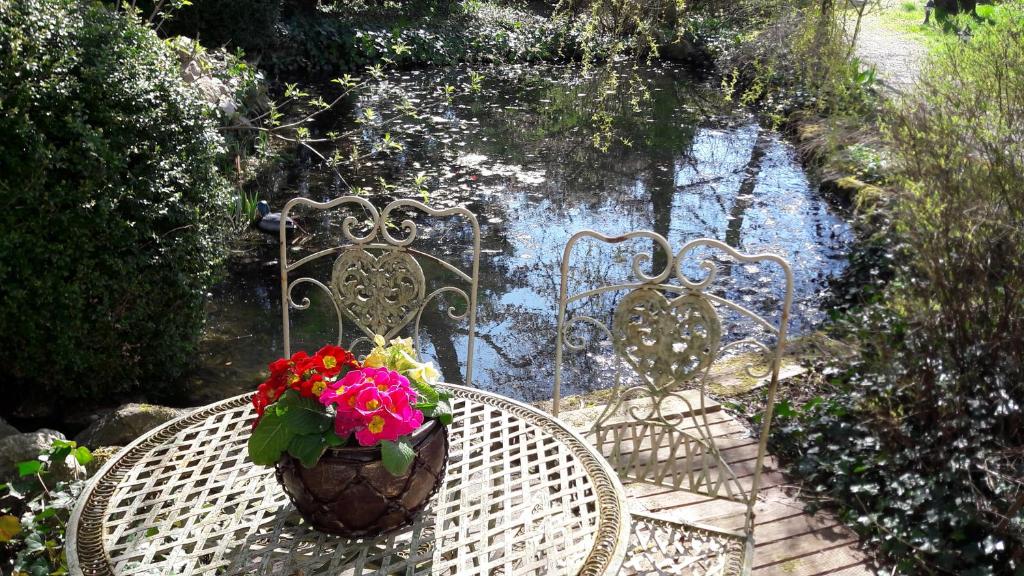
[277,196,481,385]
[552,230,794,576]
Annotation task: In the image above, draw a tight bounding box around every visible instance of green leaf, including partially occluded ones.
[276,390,332,435]
[287,433,329,468]
[73,446,93,466]
[25,557,50,576]
[33,508,57,522]
[17,460,43,477]
[23,531,45,553]
[380,438,415,476]
[774,400,796,418]
[248,410,292,466]
[410,380,439,404]
[433,399,453,426]
[325,433,348,447]
[249,391,333,466]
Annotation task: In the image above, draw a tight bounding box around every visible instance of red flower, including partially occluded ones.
[309,344,358,378]
[299,373,330,398]
[253,345,358,421]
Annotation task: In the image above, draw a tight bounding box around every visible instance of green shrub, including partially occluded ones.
[717,1,878,120]
[0,0,231,403]
[772,5,1024,573]
[269,2,573,78]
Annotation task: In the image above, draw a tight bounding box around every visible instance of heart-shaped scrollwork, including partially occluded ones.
[612,288,721,389]
[330,249,425,339]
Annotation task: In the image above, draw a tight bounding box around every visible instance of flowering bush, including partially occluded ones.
[247,337,451,475]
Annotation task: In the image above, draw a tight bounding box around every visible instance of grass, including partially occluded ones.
[862,1,947,48]
[861,1,1011,49]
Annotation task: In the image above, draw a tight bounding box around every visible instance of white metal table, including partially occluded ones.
[67,384,629,576]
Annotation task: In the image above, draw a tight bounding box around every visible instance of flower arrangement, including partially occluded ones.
[247,336,452,476]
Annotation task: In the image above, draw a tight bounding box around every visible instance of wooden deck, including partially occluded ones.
[558,393,877,575]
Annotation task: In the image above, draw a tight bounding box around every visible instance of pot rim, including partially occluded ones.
[324,417,441,454]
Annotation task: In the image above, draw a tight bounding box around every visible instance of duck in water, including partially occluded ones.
[253,200,297,239]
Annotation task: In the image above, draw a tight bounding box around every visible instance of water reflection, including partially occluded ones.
[187,63,851,405]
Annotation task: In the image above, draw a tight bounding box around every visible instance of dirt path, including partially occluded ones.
[849,2,929,95]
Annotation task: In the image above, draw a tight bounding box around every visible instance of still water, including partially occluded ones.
[185,63,852,406]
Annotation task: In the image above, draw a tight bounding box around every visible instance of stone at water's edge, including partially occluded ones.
[75,403,193,448]
[0,417,18,440]
[0,428,73,483]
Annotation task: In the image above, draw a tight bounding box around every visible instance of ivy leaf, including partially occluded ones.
[0,515,21,542]
[73,446,93,466]
[17,460,42,477]
[50,439,75,462]
[23,530,45,553]
[33,508,57,523]
[774,400,796,418]
[23,556,50,576]
[248,409,291,466]
[287,434,329,468]
[380,438,415,476]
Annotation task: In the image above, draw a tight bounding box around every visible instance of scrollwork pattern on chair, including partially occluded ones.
[612,288,721,391]
[554,229,794,513]
[278,196,481,385]
[330,248,426,340]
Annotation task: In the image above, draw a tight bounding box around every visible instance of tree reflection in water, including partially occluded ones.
[189,63,851,405]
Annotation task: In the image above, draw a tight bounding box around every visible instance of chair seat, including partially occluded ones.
[621,512,748,576]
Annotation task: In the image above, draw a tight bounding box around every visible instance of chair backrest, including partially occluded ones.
[553,230,792,533]
[278,196,480,385]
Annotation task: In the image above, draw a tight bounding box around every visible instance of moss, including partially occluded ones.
[853,183,888,215]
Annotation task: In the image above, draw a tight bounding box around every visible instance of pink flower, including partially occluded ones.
[318,367,424,446]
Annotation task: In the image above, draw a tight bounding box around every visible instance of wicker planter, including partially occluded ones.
[275,420,449,538]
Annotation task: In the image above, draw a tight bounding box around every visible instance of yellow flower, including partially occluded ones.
[390,336,415,354]
[388,349,417,372]
[405,357,440,385]
[363,347,388,368]
[373,334,387,347]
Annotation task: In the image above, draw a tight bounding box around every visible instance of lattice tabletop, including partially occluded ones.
[67,385,629,576]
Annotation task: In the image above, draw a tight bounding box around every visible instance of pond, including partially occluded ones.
[185,63,852,406]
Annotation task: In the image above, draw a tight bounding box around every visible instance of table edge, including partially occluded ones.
[67,385,630,576]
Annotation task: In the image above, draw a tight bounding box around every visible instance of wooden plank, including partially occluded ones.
[752,512,850,546]
[753,542,872,576]
[572,397,873,576]
[754,532,862,569]
[798,561,878,576]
